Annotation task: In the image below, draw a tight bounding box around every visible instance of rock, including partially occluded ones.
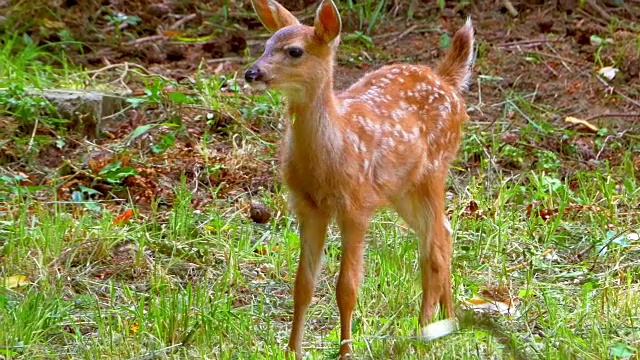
[147,3,172,17]
[0,88,128,139]
[40,89,126,139]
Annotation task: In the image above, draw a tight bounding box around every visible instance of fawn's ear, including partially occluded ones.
[251,0,300,32]
[313,0,341,44]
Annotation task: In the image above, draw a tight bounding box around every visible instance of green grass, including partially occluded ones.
[1,9,640,360]
[1,122,639,359]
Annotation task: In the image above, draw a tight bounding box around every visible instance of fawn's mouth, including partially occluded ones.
[246,78,273,91]
[252,81,270,91]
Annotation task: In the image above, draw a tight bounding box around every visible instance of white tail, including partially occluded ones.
[246,1,474,358]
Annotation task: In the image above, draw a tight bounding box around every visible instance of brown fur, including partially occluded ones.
[247,0,475,358]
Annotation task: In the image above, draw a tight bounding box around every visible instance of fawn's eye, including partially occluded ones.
[287,47,304,58]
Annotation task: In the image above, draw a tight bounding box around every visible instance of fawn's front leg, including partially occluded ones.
[335,210,371,358]
[288,203,330,358]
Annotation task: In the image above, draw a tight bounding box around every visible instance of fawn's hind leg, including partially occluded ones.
[393,177,454,326]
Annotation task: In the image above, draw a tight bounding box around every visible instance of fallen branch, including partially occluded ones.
[586,0,612,21]
[170,13,197,29]
[206,57,247,64]
[124,35,167,46]
[584,112,640,121]
[595,75,640,109]
[596,129,629,160]
[384,24,418,46]
[497,38,563,48]
[502,0,518,17]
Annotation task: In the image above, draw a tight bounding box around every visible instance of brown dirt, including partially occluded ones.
[1,0,638,215]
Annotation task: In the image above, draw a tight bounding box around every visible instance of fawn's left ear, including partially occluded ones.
[313,0,341,45]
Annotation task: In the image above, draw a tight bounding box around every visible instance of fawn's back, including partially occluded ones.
[281,50,472,214]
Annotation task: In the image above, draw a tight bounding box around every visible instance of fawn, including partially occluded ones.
[245,0,474,358]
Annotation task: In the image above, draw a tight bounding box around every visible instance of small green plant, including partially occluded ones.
[342,0,387,34]
[97,161,138,184]
[0,84,55,120]
[589,34,613,67]
[343,31,375,48]
[104,12,141,42]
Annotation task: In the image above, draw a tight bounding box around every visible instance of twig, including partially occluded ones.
[542,61,559,77]
[584,112,640,121]
[586,0,612,21]
[124,35,167,46]
[88,62,173,83]
[206,57,247,64]
[117,62,131,91]
[384,24,418,46]
[88,62,150,79]
[544,43,576,71]
[575,8,610,27]
[169,13,197,29]
[374,27,440,40]
[596,129,629,160]
[595,75,640,109]
[588,225,638,271]
[26,117,39,152]
[102,104,134,121]
[128,343,184,360]
[502,0,518,17]
[497,38,563,48]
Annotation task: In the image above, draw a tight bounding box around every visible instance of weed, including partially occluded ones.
[341,0,387,34]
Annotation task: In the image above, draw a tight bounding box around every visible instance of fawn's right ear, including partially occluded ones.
[313,0,341,44]
[251,0,300,32]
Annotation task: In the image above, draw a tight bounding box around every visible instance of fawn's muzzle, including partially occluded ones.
[244,67,262,83]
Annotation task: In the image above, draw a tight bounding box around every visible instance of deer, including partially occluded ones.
[244,0,474,358]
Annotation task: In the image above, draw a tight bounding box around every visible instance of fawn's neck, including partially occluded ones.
[286,80,342,154]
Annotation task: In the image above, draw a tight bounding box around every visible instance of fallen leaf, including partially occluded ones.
[129,322,140,336]
[526,203,602,221]
[565,116,598,132]
[462,200,485,219]
[94,271,112,280]
[162,29,185,37]
[463,296,520,316]
[598,66,619,81]
[254,244,280,256]
[1,275,30,288]
[43,19,66,29]
[254,245,268,255]
[113,209,134,224]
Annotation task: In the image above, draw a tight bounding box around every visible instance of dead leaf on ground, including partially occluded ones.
[598,66,619,81]
[463,296,521,316]
[461,200,485,219]
[113,209,134,224]
[526,202,602,222]
[1,275,30,288]
[565,116,598,133]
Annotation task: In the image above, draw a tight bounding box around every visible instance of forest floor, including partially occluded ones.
[0,0,639,359]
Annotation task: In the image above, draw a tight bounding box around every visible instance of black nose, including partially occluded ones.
[245,67,261,83]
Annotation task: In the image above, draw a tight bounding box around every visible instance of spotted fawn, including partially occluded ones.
[245,0,475,357]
